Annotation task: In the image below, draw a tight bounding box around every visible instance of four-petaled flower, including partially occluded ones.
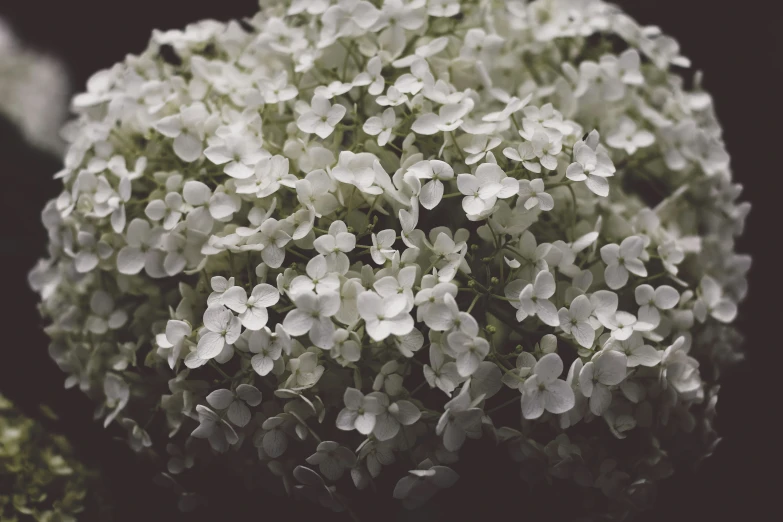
[601,236,647,290]
[358,291,415,342]
[221,283,280,330]
[517,270,560,326]
[457,163,519,216]
[579,350,628,415]
[336,388,384,435]
[193,304,241,362]
[521,353,575,419]
[297,95,347,139]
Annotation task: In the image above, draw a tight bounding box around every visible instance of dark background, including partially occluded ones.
[0,0,778,520]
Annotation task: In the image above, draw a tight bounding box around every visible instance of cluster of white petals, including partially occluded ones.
[29,0,750,519]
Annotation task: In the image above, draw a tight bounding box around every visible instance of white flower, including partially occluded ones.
[411,98,474,135]
[85,290,127,335]
[297,95,346,139]
[193,304,241,361]
[601,236,647,290]
[565,132,616,197]
[376,86,408,107]
[407,159,455,210]
[238,155,297,199]
[606,332,661,367]
[693,275,737,323]
[331,329,361,364]
[446,330,490,377]
[457,163,518,216]
[145,192,184,230]
[207,276,235,306]
[422,292,477,334]
[282,291,341,349]
[116,219,164,276]
[517,178,554,211]
[155,319,192,369]
[463,135,502,165]
[248,324,290,376]
[313,220,356,274]
[260,71,298,103]
[604,310,638,341]
[240,217,292,268]
[660,336,701,396]
[501,352,537,391]
[321,0,379,42]
[296,170,339,218]
[372,361,403,395]
[358,291,414,341]
[423,343,462,395]
[352,56,384,95]
[221,283,280,330]
[370,229,397,264]
[373,266,416,305]
[203,130,267,180]
[606,117,655,155]
[658,240,685,275]
[330,152,384,196]
[336,388,383,435]
[517,270,560,326]
[558,295,595,348]
[285,351,325,388]
[579,350,628,415]
[510,126,563,172]
[363,108,397,146]
[290,255,341,296]
[460,28,504,62]
[395,58,434,95]
[155,102,214,162]
[370,393,422,441]
[634,284,679,331]
[435,383,483,451]
[521,353,575,419]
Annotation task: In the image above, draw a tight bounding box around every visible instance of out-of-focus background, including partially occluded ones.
[0,1,778,520]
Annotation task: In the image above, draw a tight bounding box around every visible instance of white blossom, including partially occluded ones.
[601,236,647,290]
[297,95,346,139]
[457,163,518,216]
[580,350,628,415]
[336,388,383,435]
[693,275,738,323]
[193,304,241,363]
[558,295,595,348]
[221,283,280,330]
[521,353,575,419]
[517,270,560,326]
[363,108,397,146]
[282,291,341,349]
[517,178,554,212]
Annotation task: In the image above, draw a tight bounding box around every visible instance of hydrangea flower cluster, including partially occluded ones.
[29,0,751,518]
